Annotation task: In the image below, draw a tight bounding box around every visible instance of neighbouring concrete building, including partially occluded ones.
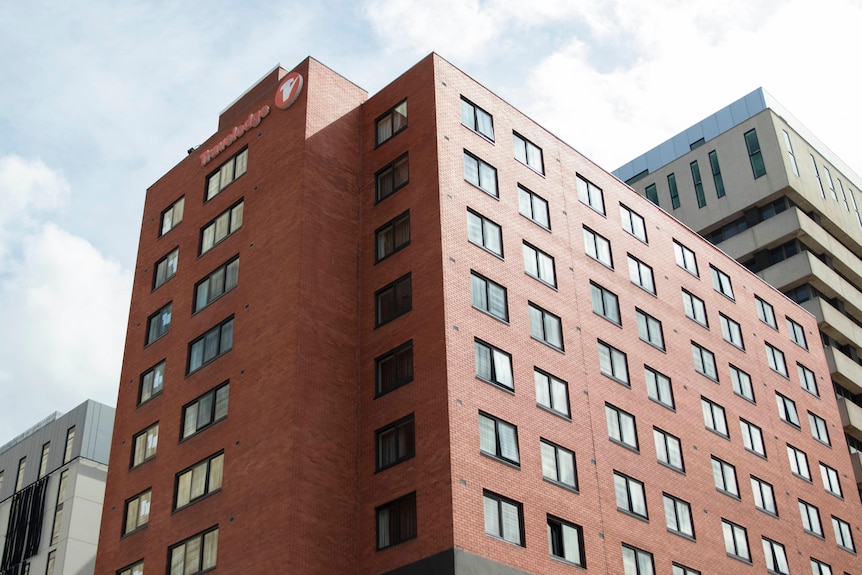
[615,88,862,501]
[95,58,862,574]
[0,400,114,575]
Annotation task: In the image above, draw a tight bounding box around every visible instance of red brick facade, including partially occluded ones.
[95,55,862,575]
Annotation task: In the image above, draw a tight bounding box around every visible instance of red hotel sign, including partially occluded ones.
[199,72,304,167]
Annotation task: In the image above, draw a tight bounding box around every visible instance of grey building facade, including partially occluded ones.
[0,400,114,575]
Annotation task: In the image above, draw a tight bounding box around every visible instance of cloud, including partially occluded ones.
[0,156,131,443]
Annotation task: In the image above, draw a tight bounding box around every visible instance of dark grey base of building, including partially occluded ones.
[383,549,533,575]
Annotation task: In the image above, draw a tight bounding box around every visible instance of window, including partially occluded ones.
[376,99,407,145]
[377,493,417,549]
[576,174,604,214]
[188,317,234,373]
[15,458,25,491]
[376,154,409,201]
[376,274,412,326]
[194,256,239,313]
[584,226,613,267]
[50,470,68,545]
[798,363,818,396]
[668,173,680,209]
[529,302,563,350]
[590,282,620,325]
[606,404,638,450]
[673,240,698,276]
[176,452,224,509]
[756,296,777,328]
[154,248,178,289]
[809,412,830,446]
[535,369,570,418]
[376,341,413,396]
[182,382,229,440]
[620,204,647,242]
[483,490,523,545]
[765,343,788,376]
[517,185,549,229]
[513,132,543,174]
[206,147,247,200]
[788,444,811,480]
[466,209,502,257]
[752,476,777,515]
[691,342,718,381]
[782,130,800,176]
[645,367,673,409]
[824,165,838,200]
[460,97,494,140]
[168,526,218,574]
[664,494,694,538]
[628,255,655,294]
[722,519,750,561]
[200,200,243,255]
[799,499,823,536]
[118,560,144,575]
[474,339,513,391]
[730,365,755,402]
[712,456,739,497]
[832,516,855,552]
[776,392,800,428]
[682,290,707,326]
[654,428,683,471]
[719,314,744,349]
[645,183,659,205]
[763,538,790,574]
[479,412,519,465]
[123,489,151,534]
[672,564,700,575]
[598,341,629,385]
[636,309,664,350]
[547,516,585,566]
[622,544,654,575]
[0,471,3,494]
[614,471,647,519]
[710,266,734,299]
[63,426,75,464]
[740,419,766,457]
[787,317,808,349]
[691,160,706,208]
[39,443,49,478]
[523,242,556,287]
[463,150,497,197]
[820,463,842,498]
[131,423,158,467]
[376,414,415,471]
[46,551,56,575]
[146,302,172,345]
[470,272,508,321]
[139,360,165,404]
[540,439,576,489]
[709,150,725,197]
[702,397,728,438]
[810,558,832,575]
[376,211,410,262]
[160,196,184,236]
[744,129,766,178]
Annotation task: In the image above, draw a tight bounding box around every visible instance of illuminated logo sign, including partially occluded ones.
[275,72,303,109]
[199,105,270,166]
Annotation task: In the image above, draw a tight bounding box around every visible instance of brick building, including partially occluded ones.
[95,55,862,574]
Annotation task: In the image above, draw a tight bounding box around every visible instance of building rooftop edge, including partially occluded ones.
[0,399,113,456]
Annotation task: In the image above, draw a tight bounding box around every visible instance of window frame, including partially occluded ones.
[776,392,800,428]
[63,427,75,464]
[375,210,410,263]
[710,265,734,300]
[636,308,665,351]
[174,451,224,510]
[460,96,494,141]
[606,403,638,451]
[832,516,855,552]
[712,456,739,498]
[691,342,718,381]
[123,489,151,536]
[522,241,556,287]
[168,526,219,575]
[117,560,144,575]
[751,475,777,516]
[798,363,819,396]
[719,313,744,350]
[470,271,509,322]
[663,493,694,539]
[139,360,166,405]
[187,316,234,374]
[528,302,564,351]
[787,317,808,350]
[622,543,655,575]
[375,340,414,397]
[668,172,681,209]
[762,537,790,575]
[375,99,407,146]
[584,226,613,268]
[463,150,498,197]
[722,519,750,562]
[181,381,229,441]
[787,444,811,481]
[590,282,621,325]
[755,296,777,328]
[730,365,755,403]
[628,255,655,294]
[145,302,172,346]
[153,247,179,290]
[517,184,550,229]
[809,412,830,446]
[376,414,415,471]
[645,367,674,409]
[810,558,832,575]
[483,490,524,546]
[474,339,513,391]
[479,411,520,466]
[673,240,698,276]
[682,289,708,327]
[620,204,647,242]
[820,463,842,498]
[205,146,248,202]
[691,160,706,208]
[740,418,766,458]
[744,128,766,179]
[375,274,412,327]
[131,423,159,468]
[513,132,544,174]
[540,439,577,490]
[709,150,725,198]
[199,199,243,255]
[598,340,629,386]
[799,499,823,536]
[547,515,585,567]
[466,208,503,258]
[576,174,605,214]
[193,255,239,313]
[534,368,570,418]
[653,427,684,472]
[766,342,789,377]
[701,397,729,438]
[614,471,648,520]
[160,196,185,237]
[375,154,410,202]
[376,492,417,550]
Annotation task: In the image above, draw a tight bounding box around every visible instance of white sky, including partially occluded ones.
[1,0,860,444]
